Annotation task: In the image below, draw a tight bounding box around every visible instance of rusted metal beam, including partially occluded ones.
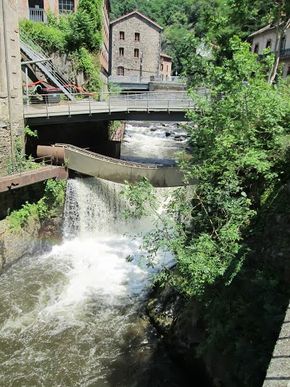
[0,166,68,193]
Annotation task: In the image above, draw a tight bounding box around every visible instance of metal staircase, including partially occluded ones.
[20,31,75,101]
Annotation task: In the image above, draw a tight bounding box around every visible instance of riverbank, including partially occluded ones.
[147,179,290,387]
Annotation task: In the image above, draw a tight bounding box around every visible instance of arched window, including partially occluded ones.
[117,66,124,76]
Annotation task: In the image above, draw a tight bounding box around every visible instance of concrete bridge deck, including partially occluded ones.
[24,92,194,125]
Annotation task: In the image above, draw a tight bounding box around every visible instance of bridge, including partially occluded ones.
[37,144,185,187]
[24,91,194,125]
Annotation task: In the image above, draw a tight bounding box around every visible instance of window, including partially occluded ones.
[266,39,272,49]
[117,66,124,76]
[281,36,286,50]
[58,0,74,13]
[253,43,259,54]
[119,47,124,56]
[160,64,164,71]
[119,31,125,40]
[135,33,140,42]
[134,48,139,58]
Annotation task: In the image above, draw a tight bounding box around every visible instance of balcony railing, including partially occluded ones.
[280,48,290,58]
[29,8,46,23]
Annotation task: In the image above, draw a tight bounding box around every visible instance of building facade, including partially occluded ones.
[18,0,110,77]
[160,53,172,80]
[110,11,164,80]
[18,0,79,21]
[0,0,24,176]
[249,25,290,78]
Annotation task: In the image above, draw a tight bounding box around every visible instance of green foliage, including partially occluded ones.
[24,126,38,139]
[73,48,102,92]
[108,120,122,138]
[7,136,39,175]
[8,179,66,230]
[122,38,290,385]
[121,178,157,219]
[20,19,66,53]
[123,39,290,299]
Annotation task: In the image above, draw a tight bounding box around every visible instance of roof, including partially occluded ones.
[249,24,275,38]
[110,11,163,31]
[160,53,172,60]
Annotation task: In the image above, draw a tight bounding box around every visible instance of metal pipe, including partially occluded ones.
[25,67,29,106]
[21,58,53,65]
[37,145,65,164]
[1,0,15,170]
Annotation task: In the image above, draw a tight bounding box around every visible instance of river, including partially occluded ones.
[0,122,200,386]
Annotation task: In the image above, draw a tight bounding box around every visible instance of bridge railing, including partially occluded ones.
[23,91,195,118]
[109,75,186,84]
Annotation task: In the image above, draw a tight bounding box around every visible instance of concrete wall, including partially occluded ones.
[0,0,24,177]
[110,14,161,78]
[0,181,45,220]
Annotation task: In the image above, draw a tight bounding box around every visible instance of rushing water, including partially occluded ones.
[121,121,188,165]
[0,122,196,386]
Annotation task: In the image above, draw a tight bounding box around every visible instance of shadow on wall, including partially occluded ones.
[26,121,121,159]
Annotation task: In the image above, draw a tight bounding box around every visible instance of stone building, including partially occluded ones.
[0,0,24,176]
[110,11,170,80]
[160,53,172,80]
[249,25,290,78]
[18,0,110,78]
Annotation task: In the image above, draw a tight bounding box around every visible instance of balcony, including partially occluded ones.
[280,48,290,59]
[29,8,46,23]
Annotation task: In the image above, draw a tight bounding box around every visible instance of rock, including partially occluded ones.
[165,131,171,137]
[174,135,186,142]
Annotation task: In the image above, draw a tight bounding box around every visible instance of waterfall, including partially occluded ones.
[0,122,192,387]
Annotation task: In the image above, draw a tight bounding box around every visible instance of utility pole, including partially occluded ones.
[139,51,143,82]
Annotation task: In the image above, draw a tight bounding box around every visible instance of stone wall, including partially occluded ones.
[110,13,162,78]
[0,182,46,220]
[0,206,63,273]
[0,0,24,176]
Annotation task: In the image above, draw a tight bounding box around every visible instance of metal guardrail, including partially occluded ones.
[109,75,185,84]
[23,91,195,118]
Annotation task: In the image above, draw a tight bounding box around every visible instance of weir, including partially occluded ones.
[37,143,185,187]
